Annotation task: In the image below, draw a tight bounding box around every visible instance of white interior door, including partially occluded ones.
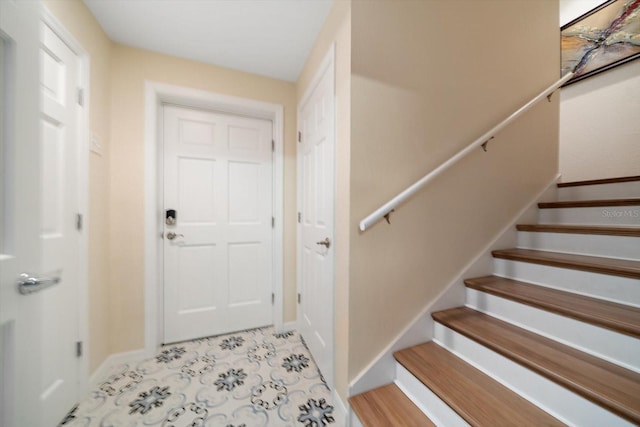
[0,2,43,426]
[163,105,274,344]
[297,51,335,386]
[38,21,83,422]
[1,3,82,426]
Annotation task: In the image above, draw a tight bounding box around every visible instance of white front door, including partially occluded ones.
[1,3,82,426]
[297,50,335,386]
[162,105,274,344]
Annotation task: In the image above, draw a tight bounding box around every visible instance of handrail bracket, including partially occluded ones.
[481,136,494,152]
[384,209,395,225]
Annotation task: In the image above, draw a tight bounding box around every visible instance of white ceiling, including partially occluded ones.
[83,0,334,82]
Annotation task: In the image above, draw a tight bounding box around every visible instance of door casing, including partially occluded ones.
[144,82,285,354]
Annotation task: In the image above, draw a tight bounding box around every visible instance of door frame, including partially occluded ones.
[296,44,336,385]
[144,82,284,354]
[40,6,91,396]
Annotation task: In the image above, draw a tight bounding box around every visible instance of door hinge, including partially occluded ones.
[272,139,275,152]
[76,341,83,358]
[76,213,83,231]
[297,293,301,304]
[297,131,302,143]
[77,88,84,106]
[297,212,301,223]
[272,217,275,228]
[271,293,275,305]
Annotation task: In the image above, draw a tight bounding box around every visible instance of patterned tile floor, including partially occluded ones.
[59,327,337,427]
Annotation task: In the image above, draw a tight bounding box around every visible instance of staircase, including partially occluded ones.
[350,176,640,426]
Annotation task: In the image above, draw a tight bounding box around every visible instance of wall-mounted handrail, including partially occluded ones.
[359,72,575,232]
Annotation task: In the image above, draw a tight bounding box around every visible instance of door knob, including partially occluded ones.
[316,237,331,249]
[17,272,61,295]
[166,232,184,240]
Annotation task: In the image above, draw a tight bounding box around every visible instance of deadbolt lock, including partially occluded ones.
[166,209,177,225]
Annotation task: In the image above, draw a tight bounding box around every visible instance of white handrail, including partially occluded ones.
[359,72,575,232]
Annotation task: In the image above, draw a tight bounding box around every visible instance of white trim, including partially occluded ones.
[144,82,285,355]
[40,6,91,397]
[350,411,364,427]
[348,282,454,396]
[395,363,470,427]
[331,389,348,426]
[281,321,298,333]
[88,349,147,390]
[348,173,562,396]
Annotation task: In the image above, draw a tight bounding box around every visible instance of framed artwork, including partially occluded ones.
[561,0,640,86]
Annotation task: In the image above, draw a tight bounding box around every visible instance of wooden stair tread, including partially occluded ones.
[394,342,564,426]
[465,275,640,338]
[492,248,640,279]
[349,383,436,427]
[558,176,640,188]
[516,224,640,237]
[432,307,640,424]
[538,198,640,208]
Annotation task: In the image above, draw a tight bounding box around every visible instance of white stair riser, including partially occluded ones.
[433,323,635,427]
[493,259,640,307]
[350,411,364,427]
[538,206,640,225]
[517,232,640,261]
[395,363,470,427]
[557,181,640,201]
[465,288,640,372]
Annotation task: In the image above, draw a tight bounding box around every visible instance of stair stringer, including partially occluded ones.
[348,174,560,398]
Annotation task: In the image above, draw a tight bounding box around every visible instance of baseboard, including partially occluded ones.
[89,348,147,389]
[332,389,348,426]
[348,173,561,397]
[281,320,297,333]
[347,278,461,396]
[350,408,364,427]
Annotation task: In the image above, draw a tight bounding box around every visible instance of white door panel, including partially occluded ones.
[297,51,335,387]
[39,22,82,423]
[163,105,273,343]
[0,2,43,426]
[1,3,82,426]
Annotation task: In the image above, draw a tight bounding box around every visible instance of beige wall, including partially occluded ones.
[109,45,297,353]
[296,0,351,401]
[348,0,560,383]
[559,61,640,182]
[559,0,640,182]
[44,0,113,373]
